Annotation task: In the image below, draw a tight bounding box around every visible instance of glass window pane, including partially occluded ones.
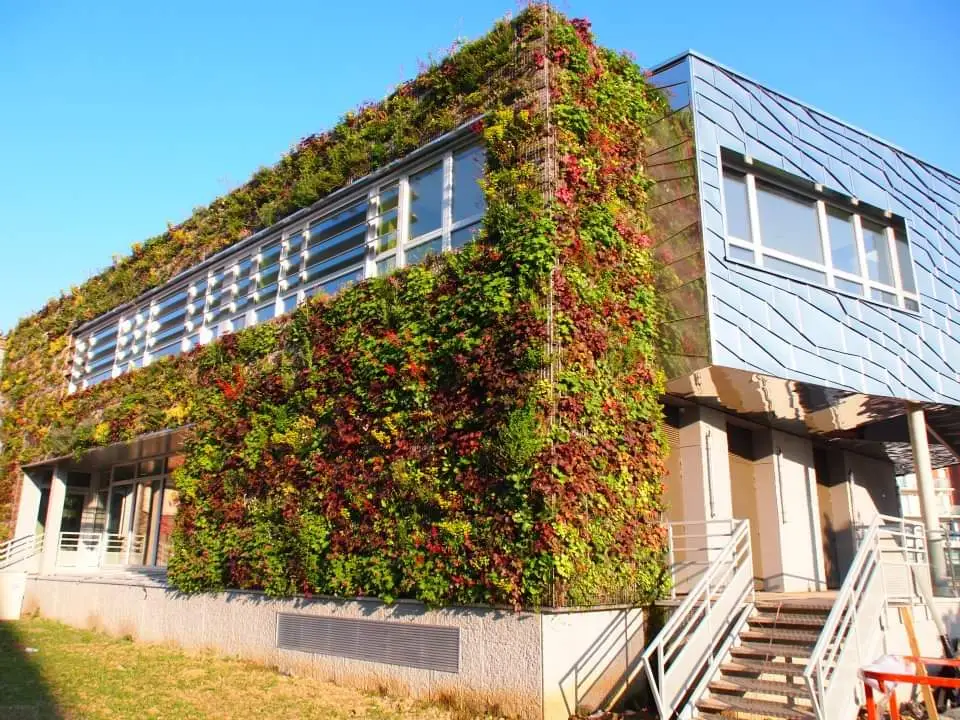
[309,201,366,247]
[379,184,399,214]
[260,241,282,268]
[409,162,443,239]
[93,324,119,344]
[406,237,443,265]
[152,341,181,360]
[756,181,823,264]
[905,298,920,312]
[234,294,253,314]
[722,171,751,242]
[827,207,859,275]
[304,244,365,284]
[453,146,485,223]
[871,288,897,305]
[113,464,136,482]
[895,227,916,293]
[236,257,254,280]
[308,225,367,266]
[258,264,280,289]
[282,294,299,313]
[835,278,863,297]
[762,255,826,285]
[305,268,363,299]
[284,270,302,292]
[376,226,397,253]
[255,304,275,323]
[451,223,481,250]
[377,255,396,276]
[862,219,895,286]
[727,244,756,264]
[287,232,304,256]
[87,368,113,386]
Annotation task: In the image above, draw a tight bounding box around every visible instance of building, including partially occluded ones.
[899,467,957,521]
[3,8,960,720]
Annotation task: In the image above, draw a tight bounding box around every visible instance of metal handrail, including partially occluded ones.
[665,519,739,599]
[58,531,147,567]
[804,516,888,720]
[642,518,754,720]
[0,532,44,569]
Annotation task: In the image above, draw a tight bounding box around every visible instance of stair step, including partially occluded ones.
[740,628,820,646]
[698,694,816,719]
[750,611,829,628]
[731,642,815,660]
[721,659,807,678]
[755,598,834,613]
[711,676,812,699]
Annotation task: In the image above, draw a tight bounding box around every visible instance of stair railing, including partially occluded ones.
[0,532,44,570]
[641,518,754,720]
[804,515,888,720]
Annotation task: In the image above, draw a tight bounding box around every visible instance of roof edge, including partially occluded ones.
[646,50,960,185]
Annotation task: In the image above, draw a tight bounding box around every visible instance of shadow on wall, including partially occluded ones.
[0,619,65,719]
[556,607,658,716]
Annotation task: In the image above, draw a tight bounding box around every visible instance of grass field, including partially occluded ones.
[0,617,482,719]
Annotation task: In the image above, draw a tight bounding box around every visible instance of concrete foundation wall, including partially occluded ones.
[24,576,648,720]
[541,608,646,719]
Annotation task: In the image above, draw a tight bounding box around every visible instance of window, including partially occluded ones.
[720,151,918,312]
[69,139,486,392]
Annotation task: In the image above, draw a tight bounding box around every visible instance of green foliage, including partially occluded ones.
[0,7,671,609]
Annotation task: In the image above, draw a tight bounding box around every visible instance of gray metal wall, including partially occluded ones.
[685,53,960,404]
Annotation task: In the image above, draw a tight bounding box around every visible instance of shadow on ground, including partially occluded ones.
[0,619,64,719]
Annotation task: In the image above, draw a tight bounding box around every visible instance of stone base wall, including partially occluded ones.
[23,575,648,720]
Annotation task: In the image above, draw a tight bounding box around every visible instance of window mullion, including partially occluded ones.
[398,177,410,268]
[199,270,213,344]
[745,172,762,265]
[885,224,906,308]
[144,301,158,367]
[816,200,834,288]
[365,188,377,279]
[442,152,453,253]
[111,321,122,380]
[852,213,869,287]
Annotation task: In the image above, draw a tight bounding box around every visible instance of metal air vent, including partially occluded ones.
[276,612,460,673]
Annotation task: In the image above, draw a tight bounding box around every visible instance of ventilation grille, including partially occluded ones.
[276,613,460,673]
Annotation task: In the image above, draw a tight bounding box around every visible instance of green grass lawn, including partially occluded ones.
[0,617,479,720]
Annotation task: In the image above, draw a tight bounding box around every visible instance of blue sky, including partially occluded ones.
[1,0,958,334]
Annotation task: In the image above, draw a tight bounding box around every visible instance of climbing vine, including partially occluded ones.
[0,7,670,608]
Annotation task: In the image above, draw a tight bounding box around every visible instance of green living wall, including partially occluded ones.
[0,7,669,608]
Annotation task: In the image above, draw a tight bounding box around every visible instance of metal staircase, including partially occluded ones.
[644,514,918,719]
[697,597,828,718]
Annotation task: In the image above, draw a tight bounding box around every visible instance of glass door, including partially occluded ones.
[105,481,136,564]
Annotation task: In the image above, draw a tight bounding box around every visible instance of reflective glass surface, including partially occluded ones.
[756,181,823,263]
[722,172,751,242]
[409,162,443,239]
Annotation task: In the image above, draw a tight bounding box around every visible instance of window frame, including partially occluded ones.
[69,135,486,392]
[718,151,920,314]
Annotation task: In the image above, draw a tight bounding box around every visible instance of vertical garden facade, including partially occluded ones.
[1,8,670,609]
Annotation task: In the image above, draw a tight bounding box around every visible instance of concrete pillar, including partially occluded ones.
[39,464,67,575]
[752,430,827,592]
[13,470,43,539]
[676,405,733,566]
[907,403,949,592]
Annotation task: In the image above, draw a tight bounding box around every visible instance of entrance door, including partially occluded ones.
[106,481,136,564]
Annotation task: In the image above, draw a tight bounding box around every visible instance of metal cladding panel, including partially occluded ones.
[687,54,960,405]
[276,612,460,673]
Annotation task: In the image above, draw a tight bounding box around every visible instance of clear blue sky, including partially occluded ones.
[1,0,958,334]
